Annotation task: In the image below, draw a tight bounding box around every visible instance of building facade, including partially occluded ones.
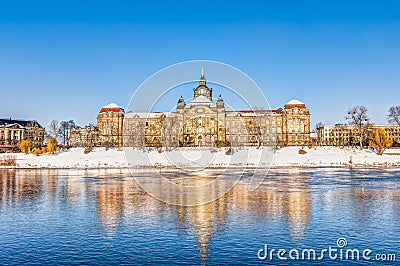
[0,119,45,152]
[317,124,400,146]
[97,103,124,147]
[67,126,98,147]
[98,70,311,148]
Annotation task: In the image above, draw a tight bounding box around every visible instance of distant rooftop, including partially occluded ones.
[103,103,120,108]
[0,119,43,128]
[99,103,125,113]
[286,99,305,105]
[284,99,307,109]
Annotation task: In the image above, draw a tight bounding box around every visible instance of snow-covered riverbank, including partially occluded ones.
[2,146,400,169]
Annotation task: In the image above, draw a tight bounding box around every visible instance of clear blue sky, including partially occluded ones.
[1,0,400,129]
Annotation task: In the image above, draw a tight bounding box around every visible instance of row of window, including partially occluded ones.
[0,136,21,140]
[117,118,308,128]
[287,119,305,126]
[324,131,400,137]
[101,129,120,135]
[99,113,122,118]
[102,122,120,128]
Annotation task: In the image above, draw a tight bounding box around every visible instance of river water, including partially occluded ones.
[0,168,399,265]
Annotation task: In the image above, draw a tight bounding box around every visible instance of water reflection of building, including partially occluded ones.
[229,171,312,238]
[176,198,228,263]
[96,179,124,233]
[0,169,44,205]
[44,170,58,202]
[346,187,400,231]
[170,171,312,261]
[0,170,312,241]
[285,190,312,236]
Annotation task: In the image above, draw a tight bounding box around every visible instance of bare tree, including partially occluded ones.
[157,114,167,149]
[59,121,68,146]
[387,106,400,126]
[137,120,145,151]
[59,120,77,146]
[123,118,145,150]
[47,119,60,141]
[345,106,372,149]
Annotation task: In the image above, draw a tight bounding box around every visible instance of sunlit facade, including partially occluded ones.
[0,119,45,152]
[98,70,311,148]
[317,125,400,146]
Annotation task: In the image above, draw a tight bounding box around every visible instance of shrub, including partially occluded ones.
[225,147,234,155]
[46,138,58,154]
[299,149,307,155]
[19,139,31,154]
[84,146,92,154]
[32,148,42,156]
[369,128,393,155]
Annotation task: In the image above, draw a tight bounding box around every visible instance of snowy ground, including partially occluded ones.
[2,146,400,169]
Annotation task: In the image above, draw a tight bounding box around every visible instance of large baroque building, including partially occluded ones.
[97,70,311,148]
[0,119,45,152]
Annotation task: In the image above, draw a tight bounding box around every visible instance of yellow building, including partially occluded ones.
[317,124,400,146]
[98,70,311,148]
[0,119,45,152]
[97,103,124,147]
[67,126,98,147]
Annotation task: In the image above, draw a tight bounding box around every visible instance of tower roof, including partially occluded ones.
[194,68,212,99]
[284,99,306,109]
[178,95,185,103]
[286,99,304,105]
[99,103,124,113]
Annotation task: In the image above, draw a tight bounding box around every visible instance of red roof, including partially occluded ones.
[284,103,306,109]
[270,109,282,114]
[99,103,124,113]
[99,107,122,113]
